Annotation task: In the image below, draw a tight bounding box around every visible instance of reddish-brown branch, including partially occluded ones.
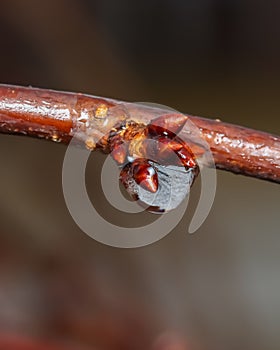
[0,84,280,183]
[190,116,280,182]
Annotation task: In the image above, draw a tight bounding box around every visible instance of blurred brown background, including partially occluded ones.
[0,1,280,349]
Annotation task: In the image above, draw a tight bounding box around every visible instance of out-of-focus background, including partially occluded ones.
[0,1,280,349]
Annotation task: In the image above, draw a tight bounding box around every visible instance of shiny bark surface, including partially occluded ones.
[1,84,280,183]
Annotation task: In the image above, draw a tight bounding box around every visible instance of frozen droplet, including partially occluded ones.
[120,161,197,213]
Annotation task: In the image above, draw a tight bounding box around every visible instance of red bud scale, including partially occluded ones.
[108,114,198,194]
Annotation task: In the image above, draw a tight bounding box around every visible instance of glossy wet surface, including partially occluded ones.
[120,161,196,213]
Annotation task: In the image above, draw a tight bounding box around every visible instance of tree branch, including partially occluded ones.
[0,84,280,183]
